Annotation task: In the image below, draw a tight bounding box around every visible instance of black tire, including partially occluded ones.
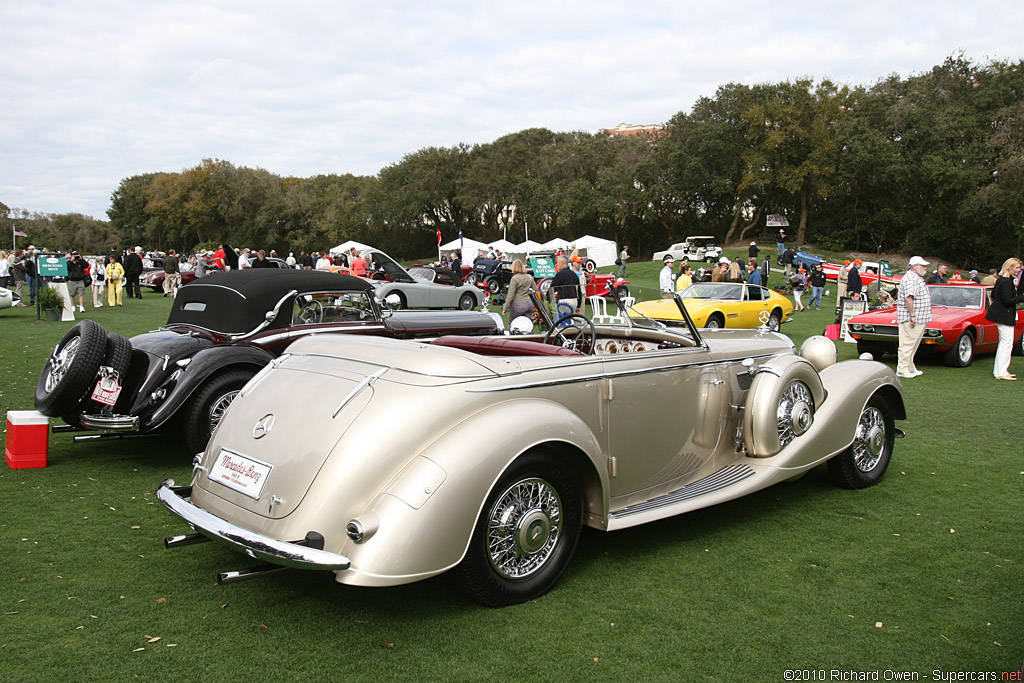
[35,320,108,417]
[64,332,134,423]
[767,310,781,332]
[464,273,478,286]
[485,277,501,294]
[183,370,254,455]
[827,393,895,489]
[456,450,582,607]
[943,330,974,367]
[705,313,725,330]
[1014,334,1024,357]
[458,292,476,310]
[584,260,596,273]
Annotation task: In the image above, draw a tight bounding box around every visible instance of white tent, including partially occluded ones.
[440,237,487,263]
[541,238,571,251]
[515,239,544,253]
[488,238,517,254]
[572,234,618,268]
[330,240,373,256]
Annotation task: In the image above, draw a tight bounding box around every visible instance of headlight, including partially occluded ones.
[925,328,942,337]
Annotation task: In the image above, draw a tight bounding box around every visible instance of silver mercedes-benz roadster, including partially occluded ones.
[158,295,906,607]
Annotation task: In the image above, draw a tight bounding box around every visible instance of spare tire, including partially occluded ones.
[35,320,108,416]
[64,332,134,424]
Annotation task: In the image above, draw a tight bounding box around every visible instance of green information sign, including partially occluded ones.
[528,256,557,279]
[37,255,68,277]
[879,259,892,278]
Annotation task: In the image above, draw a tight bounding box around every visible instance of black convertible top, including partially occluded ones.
[167,270,373,334]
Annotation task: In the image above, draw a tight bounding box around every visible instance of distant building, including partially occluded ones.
[601,122,666,140]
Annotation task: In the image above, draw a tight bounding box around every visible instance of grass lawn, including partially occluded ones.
[1,281,1022,681]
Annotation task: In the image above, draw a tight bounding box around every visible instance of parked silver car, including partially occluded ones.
[159,296,906,606]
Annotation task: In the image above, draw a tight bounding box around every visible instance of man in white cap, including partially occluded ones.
[895,256,932,378]
[659,255,675,298]
[712,256,729,282]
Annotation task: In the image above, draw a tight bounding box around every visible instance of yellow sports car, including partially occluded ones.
[630,282,794,331]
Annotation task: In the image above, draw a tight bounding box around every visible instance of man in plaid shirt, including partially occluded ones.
[895,256,933,378]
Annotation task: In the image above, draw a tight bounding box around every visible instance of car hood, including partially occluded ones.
[629,297,733,321]
[850,305,978,325]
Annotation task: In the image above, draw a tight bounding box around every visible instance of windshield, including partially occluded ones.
[927,285,984,308]
[680,283,743,301]
[408,267,434,283]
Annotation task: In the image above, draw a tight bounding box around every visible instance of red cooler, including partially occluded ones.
[5,410,50,469]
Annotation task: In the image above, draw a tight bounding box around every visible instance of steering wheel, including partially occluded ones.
[298,300,323,324]
[543,313,596,354]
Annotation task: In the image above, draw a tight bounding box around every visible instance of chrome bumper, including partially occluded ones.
[156,480,351,571]
[80,413,140,431]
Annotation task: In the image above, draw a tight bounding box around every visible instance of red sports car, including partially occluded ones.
[846,283,1024,366]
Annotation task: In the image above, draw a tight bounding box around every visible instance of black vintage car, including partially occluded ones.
[466,259,535,293]
[36,270,504,453]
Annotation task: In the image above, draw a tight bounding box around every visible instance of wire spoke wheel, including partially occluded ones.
[486,478,562,580]
[776,380,814,449]
[45,337,80,393]
[851,406,886,473]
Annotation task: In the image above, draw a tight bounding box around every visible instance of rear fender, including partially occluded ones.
[140,345,271,430]
[336,398,607,587]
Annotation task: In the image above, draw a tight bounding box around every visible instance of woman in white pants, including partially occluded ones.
[984,257,1024,380]
[91,256,106,307]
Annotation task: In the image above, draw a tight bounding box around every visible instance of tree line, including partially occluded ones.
[6,54,1023,268]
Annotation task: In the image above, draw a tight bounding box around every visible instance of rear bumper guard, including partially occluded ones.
[156,480,351,572]
[80,413,140,431]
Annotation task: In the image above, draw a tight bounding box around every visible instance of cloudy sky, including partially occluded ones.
[2,0,1022,220]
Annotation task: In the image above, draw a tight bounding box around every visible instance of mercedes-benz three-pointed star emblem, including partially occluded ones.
[252,413,276,439]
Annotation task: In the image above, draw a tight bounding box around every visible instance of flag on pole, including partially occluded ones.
[13,228,27,237]
[436,228,442,246]
[459,228,463,250]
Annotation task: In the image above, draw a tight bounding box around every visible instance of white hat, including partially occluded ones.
[908,256,929,267]
[718,256,730,264]
[663,255,674,263]
[750,241,757,246]
[134,246,142,252]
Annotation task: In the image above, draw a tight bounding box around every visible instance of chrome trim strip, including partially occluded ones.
[333,367,387,417]
[285,351,497,379]
[228,289,299,342]
[186,282,249,299]
[80,413,140,431]
[156,480,351,571]
[468,353,779,393]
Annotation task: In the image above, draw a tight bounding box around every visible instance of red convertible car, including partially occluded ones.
[846,283,1024,366]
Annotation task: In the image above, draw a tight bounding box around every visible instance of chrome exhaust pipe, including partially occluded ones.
[164,532,211,549]
[218,564,287,585]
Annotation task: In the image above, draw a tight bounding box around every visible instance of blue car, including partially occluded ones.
[793,250,827,271]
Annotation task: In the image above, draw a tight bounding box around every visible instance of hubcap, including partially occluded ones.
[777,381,814,449]
[486,478,561,580]
[46,337,80,393]
[958,336,971,363]
[853,406,886,472]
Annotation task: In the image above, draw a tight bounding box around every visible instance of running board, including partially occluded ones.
[609,464,756,520]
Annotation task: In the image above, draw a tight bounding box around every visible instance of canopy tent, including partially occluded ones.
[541,238,572,251]
[572,235,618,267]
[440,237,487,263]
[330,240,373,256]
[488,239,517,255]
